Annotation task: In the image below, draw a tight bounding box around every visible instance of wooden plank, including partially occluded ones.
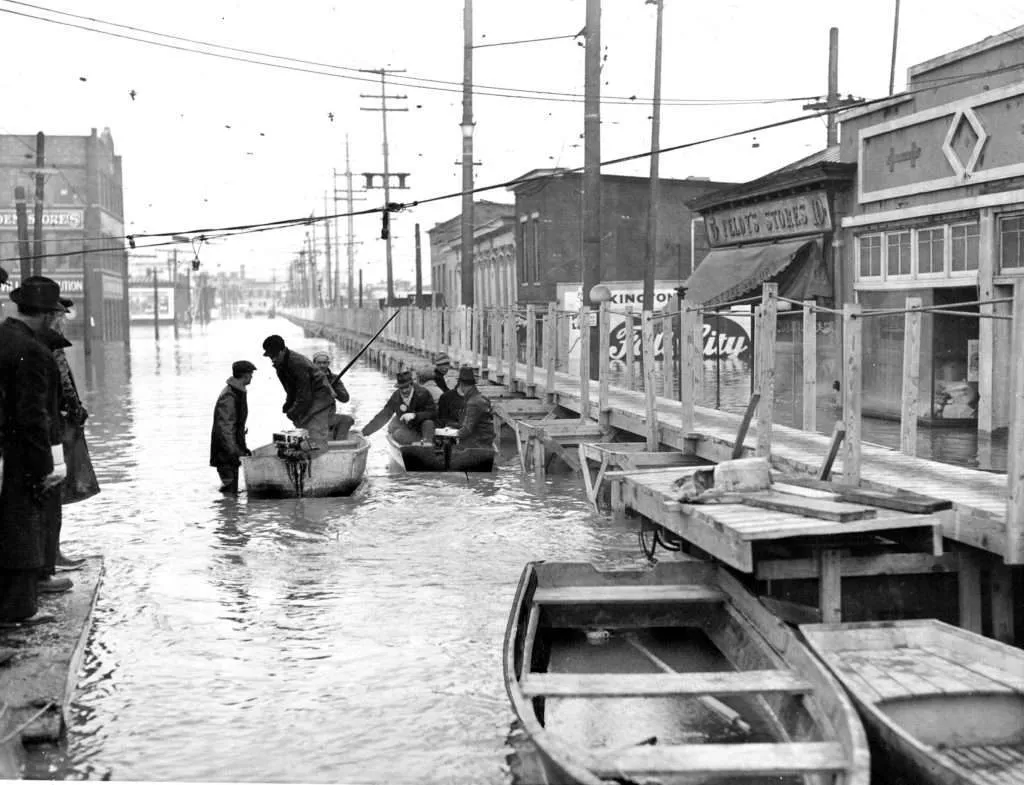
[520,670,813,698]
[780,477,953,514]
[737,490,878,522]
[959,550,984,634]
[525,304,536,389]
[578,301,590,421]
[642,310,658,449]
[901,297,922,456]
[598,302,610,421]
[731,393,760,460]
[802,300,816,433]
[662,300,676,400]
[819,422,846,481]
[1008,284,1024,563]
[841,303,863,485]
[532,584,726,605]
[990,563,1016,644]
[758,595,822,625]
[623,305,635,391]
[756,283,778,458]
[818,548,843,623]
[592,742,849,778]
[756,553,959,581]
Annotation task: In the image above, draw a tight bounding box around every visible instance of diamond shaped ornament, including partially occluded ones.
[942,108,988,177]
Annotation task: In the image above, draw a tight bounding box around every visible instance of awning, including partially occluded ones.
[683,238,819,307]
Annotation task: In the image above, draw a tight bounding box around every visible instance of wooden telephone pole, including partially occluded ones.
[582,0,603,381]
[643,0,664,311]
[802,28,862,146]
[32,132,45,276]
[460,0,475,307]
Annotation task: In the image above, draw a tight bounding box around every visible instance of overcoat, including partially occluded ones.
[361,384,437,437]
[456,385,495,448]
[274,349,335,425]
[0,318,62,571]
[210,377,249,467]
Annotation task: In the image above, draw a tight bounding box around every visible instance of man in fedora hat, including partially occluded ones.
[0,276,71,625]
[432,352,452,392]
[360,368,437,445]
[210,360,257,493]
[262,334,335,447]
[453,366,495,450]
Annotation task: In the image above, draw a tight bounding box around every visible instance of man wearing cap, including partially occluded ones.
[432,353,452,392]
[312,351,354,441]
[262,335,336,447]
[210,360,256,493]
[360,368,437,445]
[0,276,69,625]
[453,366,495,450]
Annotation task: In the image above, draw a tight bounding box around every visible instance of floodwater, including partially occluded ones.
[22,316,998,783]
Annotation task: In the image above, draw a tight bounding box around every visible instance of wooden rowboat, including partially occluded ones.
[802,619,1024,785]
[241,435,369,497]
[504,560,870,785]
[384,432,494,473]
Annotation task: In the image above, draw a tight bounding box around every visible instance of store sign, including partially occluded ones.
[0,209,84,230]
[3,273,83,293]
[703,191,831,247]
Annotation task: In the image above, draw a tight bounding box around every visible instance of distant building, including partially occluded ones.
[0,128,128,342]
[428,200,515,307]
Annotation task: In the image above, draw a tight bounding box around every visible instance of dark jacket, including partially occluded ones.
[362,384,437,437]
[0,318,62,570]
[274,349,335,425]
[433,369,450,393]
[438,388,466,427]
[37,328,87,426]
[210,377,249,467]
[456,385,495,448]
[324,368,350,404]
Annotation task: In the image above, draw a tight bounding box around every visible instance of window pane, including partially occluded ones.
[1002,220,1022,269]
[888,232,911,276]
[860,237,873,277]
[965,233,979,270]
[918,228,944,274]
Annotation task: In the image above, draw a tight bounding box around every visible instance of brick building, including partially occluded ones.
[0,128,128,342]
[427,200,514,307]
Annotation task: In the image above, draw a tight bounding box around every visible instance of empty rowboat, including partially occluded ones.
[241,435,369,498]
[504,559,870,785]
[802,619,1024,785]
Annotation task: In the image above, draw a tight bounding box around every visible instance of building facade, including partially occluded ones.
[427,200,514,307]
[0,128,128,342]
[838,25,1024,430]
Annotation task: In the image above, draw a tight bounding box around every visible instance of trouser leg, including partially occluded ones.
[38,490,62,579]
[216,464,239,492]
[420,419,436,443]
[0,569,38,622]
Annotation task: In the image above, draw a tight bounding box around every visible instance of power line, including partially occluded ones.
[0,1,819,107]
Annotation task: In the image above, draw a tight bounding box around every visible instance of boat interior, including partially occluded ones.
[509,561,860,784]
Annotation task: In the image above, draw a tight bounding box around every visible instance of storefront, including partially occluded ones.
[839,30,1024,431]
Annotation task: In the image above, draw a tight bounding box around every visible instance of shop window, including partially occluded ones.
[917,227,945,276]
[1000,214,1024,270]
[858,234,882,278]
[951,223,980,272]
[886,231,911,277]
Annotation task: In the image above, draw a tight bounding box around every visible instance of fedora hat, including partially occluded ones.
[457,366,477,385]
[395,369,413,386]
[9,276,66,312]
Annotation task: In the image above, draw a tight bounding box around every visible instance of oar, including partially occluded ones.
[623,633,752,735]
[334,309,402,379]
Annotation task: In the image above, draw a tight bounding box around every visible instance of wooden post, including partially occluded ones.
[642,310,658,449]
[841,302,863,486]
[479,309,489,379]
[506,307,518,392]
[598,301,610,423]
[579,300,591,420]
[990,563,1015,643]
[978,208,996,432]
[817,548,843,623]
[755,283,778,458]
[540,313,551,398]
[679,305,699,435]
[662,300,676,399]
[958,551,983,634]
[802,300,817,433]
[1006,283,1024,563]
[546,303,557,404]
[900,296,922,457]
[691,305,703,406]
[624,305,636,391]
[525,304,536,394]
[493,310,504,382]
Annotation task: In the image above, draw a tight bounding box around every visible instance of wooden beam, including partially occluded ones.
[642,310,658,449]
[493,309,503,382]
[1007,283,1024,563]
[756,552,959,581]
[624,305,636,391]
[990,563,1015,644]
[957,550,983,633]
[479,308,489,378]
[900,297,922,457]
[841,302,863,485]
[818,422,845,481]
[978,208,995,432]
[802,300,816,433]
[679,305,698,436]
[546,303,557,403]
[525,304,536,391]
[817,548,843,623]
[579,299,591,421]
[756,283,778,458]
[731,394,760,460]
[662,299,676,399]
[598,301,610,423]
[506,307,517,392]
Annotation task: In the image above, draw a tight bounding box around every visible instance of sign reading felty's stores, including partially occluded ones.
[0,209,84,230]
[703,190,831,248]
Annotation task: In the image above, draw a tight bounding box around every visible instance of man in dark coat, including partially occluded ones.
[432,353,452,392]
[210,360,256,493]
[454,366,495,449]
[360,369,437,445]
[0,277,69,625]
[262,335,335,447]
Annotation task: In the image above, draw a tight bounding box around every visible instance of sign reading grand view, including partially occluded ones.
[703,190,831,247]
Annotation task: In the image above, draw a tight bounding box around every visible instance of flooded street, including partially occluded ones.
[28,317,649,784]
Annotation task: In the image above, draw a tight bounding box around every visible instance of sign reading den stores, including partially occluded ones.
[558,283,751,363]
[0,209,84,230]
[703,190,831,248]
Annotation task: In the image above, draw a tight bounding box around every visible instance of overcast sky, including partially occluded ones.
[3,0,1024,286]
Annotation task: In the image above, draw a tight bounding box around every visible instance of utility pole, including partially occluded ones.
[414,223,423,304]
[14,186,31,281]
[323,192,333,306]
[358,269,363,308]
[460,0,475,307]
[337,137,367,307]
[32,132,45,276]
[643,0,664,310]
[582,0,603,380]
[171,248,179,339]
[360,68,409,306]
[889,0,901,96]
[802,28,862,146]
[151,267,160,340]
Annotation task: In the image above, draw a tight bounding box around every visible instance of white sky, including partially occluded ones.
[3,0,1024,285]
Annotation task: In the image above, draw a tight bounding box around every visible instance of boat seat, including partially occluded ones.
[591,741,849,778]
[531,585,725,605]
[520,670,812,698]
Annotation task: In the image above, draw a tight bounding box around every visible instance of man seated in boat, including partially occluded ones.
[262,334,336,447]
[432,353,452,392]
[452,366,494,450]
[437,372,467,427]
[312,351,355,440]
[416,366,443,404]
[360,369,437,446]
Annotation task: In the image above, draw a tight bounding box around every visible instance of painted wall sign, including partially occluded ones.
[0,209,84,230]
[858,81,1024,203]
[3,273,83,293]
[702,190,831,247]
